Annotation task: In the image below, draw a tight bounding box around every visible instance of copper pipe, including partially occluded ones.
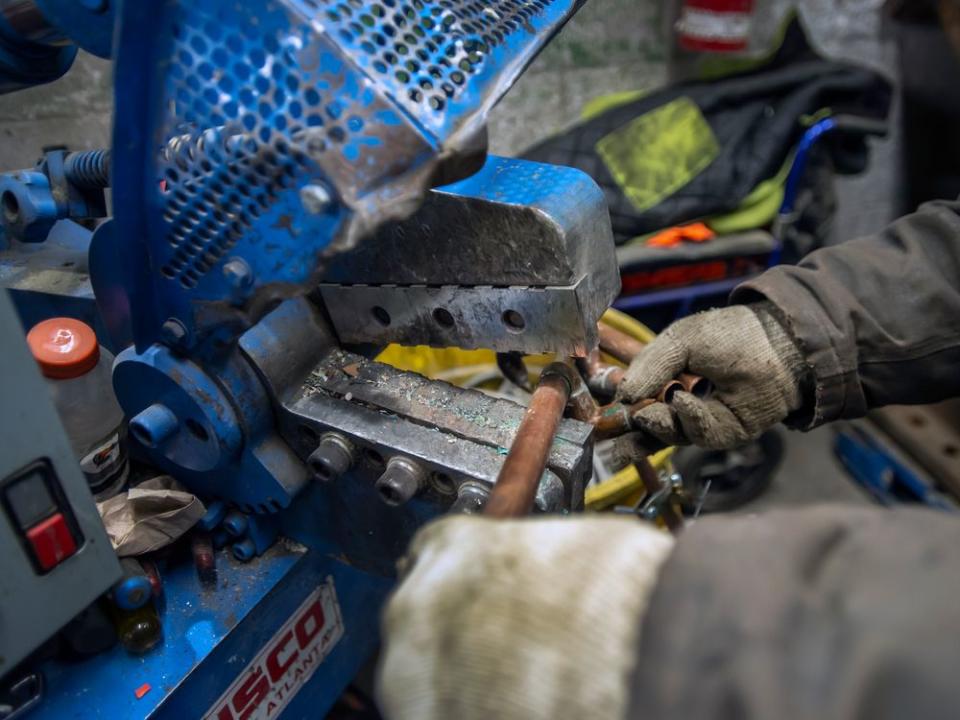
[597,322,711,402]
[593,400,658,440]
[680,372,712,398]
[596,322,645,364]
[636,455,684,534]
[484,364,572,518]
[566,369,655,440]
[657,379,684,403]
[577,350,624,397]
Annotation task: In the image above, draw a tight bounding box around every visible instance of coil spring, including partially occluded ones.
[64,149,110,189]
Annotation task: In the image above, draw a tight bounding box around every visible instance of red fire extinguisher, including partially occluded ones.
[676,0,756,53]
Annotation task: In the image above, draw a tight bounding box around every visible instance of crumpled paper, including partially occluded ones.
[96,475,206,557]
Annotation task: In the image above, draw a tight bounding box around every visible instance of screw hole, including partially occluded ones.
[432,307,455,328]
[364,447,385,468]
[379,483,402,505]
[909,415,926,428]
[130,422,155,448]
[371,306,391,327]
[2,191,19,223]
[185,418,209,442]
[502,309,525,333]
[945,444,959,458]
[310,458,332,481]
[430,471,456,495]
[298,424,319,446]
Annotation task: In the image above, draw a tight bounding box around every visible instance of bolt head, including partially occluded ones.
[299,183,333,215]
[160,318,187,345]
[222,258,254,290]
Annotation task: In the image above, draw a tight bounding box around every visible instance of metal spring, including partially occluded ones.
[64,149,111,189]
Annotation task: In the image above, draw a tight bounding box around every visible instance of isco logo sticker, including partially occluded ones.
[206,577,344,720]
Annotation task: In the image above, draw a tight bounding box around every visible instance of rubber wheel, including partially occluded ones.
[676,429,785,514]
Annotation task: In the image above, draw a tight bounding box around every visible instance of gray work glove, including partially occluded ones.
[618,303,807,449]
[377,516,675,720]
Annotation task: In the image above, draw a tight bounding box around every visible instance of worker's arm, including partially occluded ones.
[377,508,960,720]
[620,199,960,448]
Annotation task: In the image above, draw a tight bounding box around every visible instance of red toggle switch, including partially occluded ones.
[26,512,77,571]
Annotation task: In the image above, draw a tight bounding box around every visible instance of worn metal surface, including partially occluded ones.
[307,349,592,496]
[275,350,591,572]
[319,156,620,356]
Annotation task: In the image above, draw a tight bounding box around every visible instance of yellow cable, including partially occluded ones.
[601,307,656,344]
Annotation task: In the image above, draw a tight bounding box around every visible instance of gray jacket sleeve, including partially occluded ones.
[731,199,960,428]
[629,506,960,720]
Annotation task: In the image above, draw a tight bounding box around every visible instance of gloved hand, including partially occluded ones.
[618,303,807,449]
[376,515,675,720]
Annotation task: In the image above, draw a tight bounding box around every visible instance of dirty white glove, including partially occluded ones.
[376,516,675,720]
[619,303,807,449]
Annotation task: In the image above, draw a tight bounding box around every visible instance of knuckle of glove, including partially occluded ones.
[632,403,685,445]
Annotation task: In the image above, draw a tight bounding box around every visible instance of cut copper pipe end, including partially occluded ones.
[484,363,573,519]
[657,379,684,403]
[679,372,712,399]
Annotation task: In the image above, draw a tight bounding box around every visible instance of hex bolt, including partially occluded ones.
[222,258,254,291]
[222,511,249,538]
[375,457,426,506]
[450,481,489,515]
[129,403,179,448]
[307,433,355,482]
[160,318,187,346]
[299,183,333,214]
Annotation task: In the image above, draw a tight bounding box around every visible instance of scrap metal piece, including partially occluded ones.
[319,157,620,356]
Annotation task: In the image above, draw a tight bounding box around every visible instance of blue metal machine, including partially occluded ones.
[0,0,619,716]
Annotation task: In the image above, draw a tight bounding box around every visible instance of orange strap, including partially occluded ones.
[646,221,716,248]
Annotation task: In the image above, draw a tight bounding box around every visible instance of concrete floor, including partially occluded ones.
[743,425,872,512]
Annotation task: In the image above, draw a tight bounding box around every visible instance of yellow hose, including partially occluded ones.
[601,307,656,344]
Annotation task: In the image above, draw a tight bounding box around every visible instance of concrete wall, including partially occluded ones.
[0,1,668,167]
[0,52,112,170]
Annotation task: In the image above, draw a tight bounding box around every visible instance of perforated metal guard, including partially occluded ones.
[111,0,580,349]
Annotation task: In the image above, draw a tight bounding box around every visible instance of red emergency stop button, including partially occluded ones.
[26,512,77,571]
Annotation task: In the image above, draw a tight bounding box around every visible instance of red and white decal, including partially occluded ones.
[205,578,344,720]
[676,0,755,52]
